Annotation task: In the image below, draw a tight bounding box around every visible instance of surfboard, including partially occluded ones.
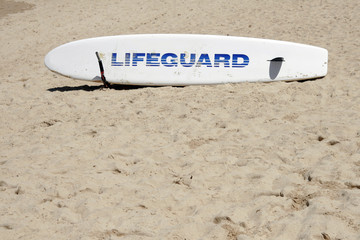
[44,34,328,86]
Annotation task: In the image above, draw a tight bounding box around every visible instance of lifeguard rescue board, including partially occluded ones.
[44,34,328,86]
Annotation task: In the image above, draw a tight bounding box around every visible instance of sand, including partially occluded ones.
[0,0,359,239]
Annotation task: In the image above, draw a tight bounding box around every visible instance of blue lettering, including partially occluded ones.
[110,52,250,68]
[196,54,212,67]
[132,53,145,66]
[232,54,249,68]
[146,53,160,66]
[180,53,196,67]
[125,53,131,66]
[111,53,123,66]
[214,54,230,67]
[161,53,178,67]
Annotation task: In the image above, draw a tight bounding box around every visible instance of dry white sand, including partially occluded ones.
[1,0,359,239]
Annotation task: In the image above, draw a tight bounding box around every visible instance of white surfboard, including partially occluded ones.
[45,34,328,86]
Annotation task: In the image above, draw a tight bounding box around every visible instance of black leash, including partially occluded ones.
[95,52,110,88]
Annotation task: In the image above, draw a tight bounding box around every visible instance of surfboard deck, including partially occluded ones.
[45,34,328,86]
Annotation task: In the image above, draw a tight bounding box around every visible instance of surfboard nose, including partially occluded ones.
[44,48,76,78]
[45,47,66,73]
[44,51,55,71]
[44,42,100,80]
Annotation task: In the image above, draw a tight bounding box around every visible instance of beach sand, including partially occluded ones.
[0,0,359,239]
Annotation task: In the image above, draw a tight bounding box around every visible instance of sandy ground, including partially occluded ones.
[0,0,360,239]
